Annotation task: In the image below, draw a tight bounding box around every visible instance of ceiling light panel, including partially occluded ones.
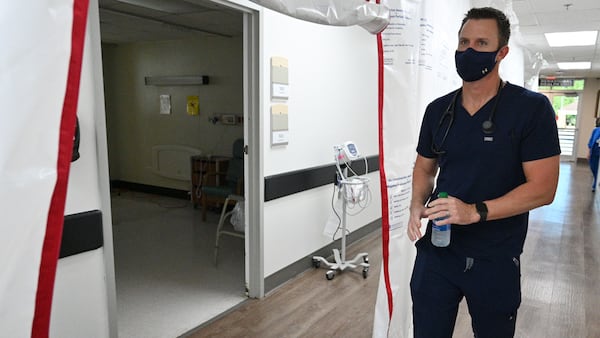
[545,30,598,47]
[557,62,591,70]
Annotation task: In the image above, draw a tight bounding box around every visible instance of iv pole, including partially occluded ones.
[312,143,370,280]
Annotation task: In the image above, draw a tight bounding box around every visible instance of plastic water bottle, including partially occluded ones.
[431,192,451,247]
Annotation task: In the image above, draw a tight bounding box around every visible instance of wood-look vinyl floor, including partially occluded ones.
[187,162,600,338]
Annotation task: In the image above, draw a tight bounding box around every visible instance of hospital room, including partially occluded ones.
[2,0,600,337]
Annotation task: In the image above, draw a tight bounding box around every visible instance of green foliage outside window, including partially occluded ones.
[552,96,578,112]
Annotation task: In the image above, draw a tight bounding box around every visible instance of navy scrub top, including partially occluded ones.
[416,82,561,258]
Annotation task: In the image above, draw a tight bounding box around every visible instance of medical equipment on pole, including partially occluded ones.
[312,141,370,280]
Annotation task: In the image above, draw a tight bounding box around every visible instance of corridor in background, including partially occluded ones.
[541,79,584,161]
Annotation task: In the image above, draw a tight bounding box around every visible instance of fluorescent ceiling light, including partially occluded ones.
[557,62,591,70]
[545,31,597,47]
[145,75,210,86]
[116,0,205,13]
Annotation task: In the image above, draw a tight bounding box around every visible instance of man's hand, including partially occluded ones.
[407,204,426,241]
[424,195,480,226]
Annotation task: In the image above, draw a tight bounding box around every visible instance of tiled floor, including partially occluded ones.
[111,190,246,338]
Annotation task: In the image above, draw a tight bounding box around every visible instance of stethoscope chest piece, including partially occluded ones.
[482,120,495,134]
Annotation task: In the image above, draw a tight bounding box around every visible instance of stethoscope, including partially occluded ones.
[431,80,504,155]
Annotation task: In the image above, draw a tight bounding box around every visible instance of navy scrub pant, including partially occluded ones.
[590,151,599,190]
[410,242,521,338]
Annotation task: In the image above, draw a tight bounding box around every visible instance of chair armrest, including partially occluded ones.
[201,171,227,186]
[226,194,244,202]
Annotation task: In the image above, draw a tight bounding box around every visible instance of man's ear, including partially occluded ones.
[497,45,509,61]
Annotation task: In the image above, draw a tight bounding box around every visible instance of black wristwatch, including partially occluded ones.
[476,202,488,223]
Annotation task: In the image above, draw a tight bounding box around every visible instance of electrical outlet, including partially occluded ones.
[222,114,236,125]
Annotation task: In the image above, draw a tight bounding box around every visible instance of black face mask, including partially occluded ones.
[455,48,499,82]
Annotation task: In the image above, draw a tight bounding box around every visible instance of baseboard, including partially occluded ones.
[264,218,381,294]
[111,180,189,200]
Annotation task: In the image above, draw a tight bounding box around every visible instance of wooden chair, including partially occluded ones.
[200,138,244,221]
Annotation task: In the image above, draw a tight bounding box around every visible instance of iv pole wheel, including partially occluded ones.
[363,256,369,264]
[312,258,321,268]
[326,270,335,280]
[362,267,369,279]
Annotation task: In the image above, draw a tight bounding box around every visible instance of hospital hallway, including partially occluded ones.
[187,161,600,338]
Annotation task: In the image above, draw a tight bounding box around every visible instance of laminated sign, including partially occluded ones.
[187,95,199,116]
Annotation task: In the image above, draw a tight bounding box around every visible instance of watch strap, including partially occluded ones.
[476,202,488,223]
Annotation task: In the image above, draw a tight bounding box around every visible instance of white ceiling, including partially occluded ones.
[98,0,600,78]
[98,0,243,42]
[474,0,600,78]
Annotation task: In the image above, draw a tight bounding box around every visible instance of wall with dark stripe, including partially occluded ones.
[264,155,379,201]
[109,155,379,203]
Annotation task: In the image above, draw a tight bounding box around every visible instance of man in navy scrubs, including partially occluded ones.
[407,7,561,338]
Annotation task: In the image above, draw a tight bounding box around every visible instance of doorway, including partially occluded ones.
[96,0,260,336]
[542,92,581,162]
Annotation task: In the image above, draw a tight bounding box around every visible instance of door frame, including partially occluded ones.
[214,0,263,298]
[242,6,264,299]
[94,1,265,335]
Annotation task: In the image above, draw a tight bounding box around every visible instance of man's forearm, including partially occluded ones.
[411,166,436,211]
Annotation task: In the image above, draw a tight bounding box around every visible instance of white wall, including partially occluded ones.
[102,36,243,191]
[262,18,379,173]
[260,10,381,276]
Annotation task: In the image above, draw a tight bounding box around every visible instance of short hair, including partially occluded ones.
[459,7,511,48]
[596,117,600,127]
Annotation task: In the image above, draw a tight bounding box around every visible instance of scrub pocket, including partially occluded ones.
[466,256,522,338]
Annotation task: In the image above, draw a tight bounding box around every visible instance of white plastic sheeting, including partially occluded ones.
[524,51,548,91]
[0,1,75,336]
[372,1,469,337]
[374,1,528,336]
[249,0,390,34]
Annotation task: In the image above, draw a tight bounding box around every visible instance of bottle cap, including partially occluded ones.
[438,191,448,198]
